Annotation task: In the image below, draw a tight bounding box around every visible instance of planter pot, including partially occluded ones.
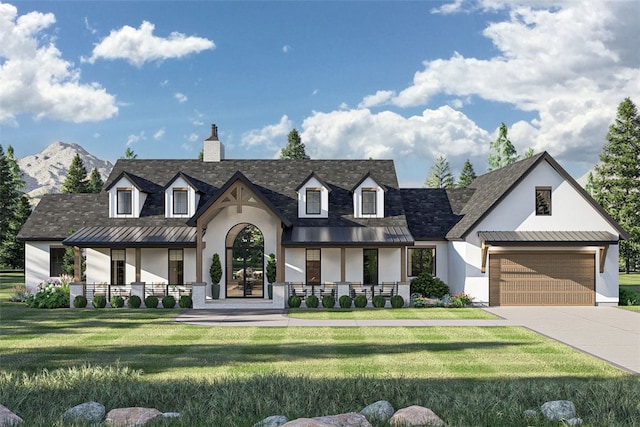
[211,283,220,299]
[267,283,273,299]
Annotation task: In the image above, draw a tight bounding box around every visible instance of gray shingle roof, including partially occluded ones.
[400,188,462,240]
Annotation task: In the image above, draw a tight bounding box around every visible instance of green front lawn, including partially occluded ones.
[618,272,640,286]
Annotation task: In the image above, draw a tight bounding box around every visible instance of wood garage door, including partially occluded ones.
[489,252,595,306]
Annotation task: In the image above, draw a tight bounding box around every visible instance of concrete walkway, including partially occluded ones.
[175,306,640,374]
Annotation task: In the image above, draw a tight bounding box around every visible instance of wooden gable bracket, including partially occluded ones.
[599,245,608,274]
[481,242,490,274]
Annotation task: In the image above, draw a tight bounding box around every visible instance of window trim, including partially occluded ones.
[306,188,321,215]
[50,246,66,277]
[408,247,436,277]
[116,188,133,215]
[173,188,189,215]
[361,188,377,215]
[535,186,552,216]
[306,248,321,285]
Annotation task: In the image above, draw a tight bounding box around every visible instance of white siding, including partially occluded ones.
[108,177,145,218]
[165,176,198,218]
[86,248,110,284]
[353,176,385,218]
[321,248,341,282]
[24,242,59,292]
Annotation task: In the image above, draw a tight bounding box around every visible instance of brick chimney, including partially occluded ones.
[203,124,225,162]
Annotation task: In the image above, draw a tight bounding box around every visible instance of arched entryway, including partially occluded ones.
[225,223,264,298]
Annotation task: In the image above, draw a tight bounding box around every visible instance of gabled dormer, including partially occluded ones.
[296,172,331,218]
[105,172,149,218]
[164,172,203,218]
[352,172,386,218]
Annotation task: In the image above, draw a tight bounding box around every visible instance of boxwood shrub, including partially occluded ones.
[410,272,450,298]
[306,294,319,308]
[338,295,352,309]
[354,294,368,308]
[162,295,176,309]
[73,295,87,308]
[179,295,193,308]
[372,295,386,308]
[288,295,301,308]
[92,295,107,309]
[145,295,159,309]
[322,294,335,308]
[390,294,404,308]
[128,295,142,308]
[110,296,125,308]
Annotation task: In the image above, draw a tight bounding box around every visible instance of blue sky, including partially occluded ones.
[1,0,638,186]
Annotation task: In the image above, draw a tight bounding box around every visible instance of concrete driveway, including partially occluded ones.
[483,306,640,374]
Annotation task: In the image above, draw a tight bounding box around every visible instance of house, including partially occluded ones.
[17,125,628,307]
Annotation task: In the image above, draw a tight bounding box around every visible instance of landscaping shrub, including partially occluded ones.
[73,295,87,308]
[322,294,335,308]
[305,294,319,308]
[145,295,159,309]
[354,294,368,308]
[338,295,352,308]
[25,280,70,309]
[451,291,473,308]
[162,295,176,309]
[179,295,193,308]
[288,295,301,308]
[10,284,29,302]
[110,295,125,308]
[390,294,404,308]
[619,287,638,306]
[92,295,107,309]
[410,272,450,298]
[128,295,142,308]
[372,295,386,308]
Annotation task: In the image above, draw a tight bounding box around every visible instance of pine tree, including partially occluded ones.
[592,98,640,273]
[61,154,89,194]
[425,155,455,189]
[487,123,518,171]
[88,168,104,193]
[280,129,310,159]
[0,195,31,268]
[121,148,138,159]
[457,159,477,188]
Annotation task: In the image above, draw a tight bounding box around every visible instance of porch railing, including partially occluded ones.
[84,283,192,304]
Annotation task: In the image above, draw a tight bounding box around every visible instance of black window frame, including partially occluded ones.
[306,248,321,285]
[117,188,132,215]
[306,188,321,215]
[173,188,189,215]
[168,249,184,285]
[535,187,552,216]
[363,248,378,286]
[408,247,436,277]
[362,189,377,215]
[111,249,126,286]
[50,247,66,277]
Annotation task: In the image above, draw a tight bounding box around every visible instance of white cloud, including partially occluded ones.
[83,20,215,67]
[0,2,117,124]
[282,45,290,53]
[83,17,97,35]
[175,92,188,103]
[153,128,165,140]
[362,0,639,168]
[126,131,145,146]
[186,133,199,142]
[358,90,395,109]
[241,115,292,150]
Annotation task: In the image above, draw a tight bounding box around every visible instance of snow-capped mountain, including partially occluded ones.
[17,142,113,203]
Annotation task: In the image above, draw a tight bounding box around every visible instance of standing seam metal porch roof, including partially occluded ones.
[282,226,414,246]
[478,230,619,245]
[63,226,197,247]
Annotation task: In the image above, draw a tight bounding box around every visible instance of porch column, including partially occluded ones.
[276,224,284,282]
[400,246,406,282]
[340,247,346,282]
[135,248,141,282]
[73,246,81,282]
[196,224,204,283]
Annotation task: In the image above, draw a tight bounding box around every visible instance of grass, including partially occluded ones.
[287,307,497,319]
[2,273,638,426]
[618,272,640,286]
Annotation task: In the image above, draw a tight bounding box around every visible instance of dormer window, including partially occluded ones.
[306,189,321,215]
[362,188,377,215]
[173,188,188,215]
[117,189,132,215]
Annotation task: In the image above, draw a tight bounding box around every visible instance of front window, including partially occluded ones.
[169,249,184,284]
[306,249,321,285]
[117,189,132,215]
[536,187,552,215]
[306,189,321,215]
[50,247,65,277]
[362,189,376,215]
[111,249,126,286]
[363,248,378,285]
[408,248,435,277]
[173,189,188,215]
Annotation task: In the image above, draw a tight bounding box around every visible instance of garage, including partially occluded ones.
[489,251,595,306]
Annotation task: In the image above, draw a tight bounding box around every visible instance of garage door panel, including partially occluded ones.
[489,252,595,306]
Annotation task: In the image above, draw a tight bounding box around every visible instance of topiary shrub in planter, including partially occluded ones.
[128,295,142,308]
[92,295,107,309]
[110,296,125,308]
[162,295,176,309]
[410,272,450,298]
[179,295,193,308]
[338,295,352,309]
[354,294,368,308]
[73,295,87,308]
[145,295,159,309]
[372,295,386,308]
[288,295,301,308]
[322,294,335,308]
[390,295,404,308]
[306,294,319,308]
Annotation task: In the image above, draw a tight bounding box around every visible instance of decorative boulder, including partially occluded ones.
[0,404,22,426]
[541,400,577,421]
[389,406,445,427]
[105,407,163,427]
[254,415,289,427]
[281,419,335,427]
[62,401,105,424]
[361,400,395,424]
[283,412,372,427]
